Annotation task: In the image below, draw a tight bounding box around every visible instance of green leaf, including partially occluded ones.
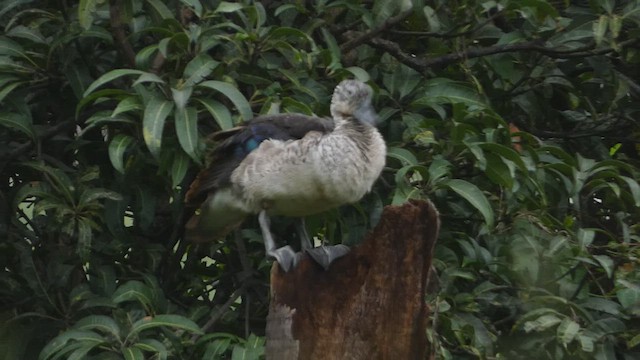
[132,72,165,87]
[66,344,100,360]
[628,333,640,349]
[83,69,144,96]
[112,280,154,309]
[387,147,418,166]
[171,86,193,110]
[0,81,25,102]
[196,97,233,130]
[0,111,33,139]
[171,151,190,188]
[593,254,614,278]
[76,218,92,259]
[145,0,174,19]
[108,134,135,173]
[620,176,640,207]
[184,54,219,87]
[557,318,580,345]
[179,0,203,17]
[112,96,143,117]
[123,346,144,360]
[74,315,121,339]
[616,280,640,312]
[39,330,105,360]
[477,142,527,172]
[130,315,203,336]
[198,80,253,122]
[134,339,168,360]
[203,339,232,358]
[413,78,486,109]
[442,179,495,227]
[231,345,262,360]
[321,28,341,71]
[79,188,122,205]
[143,97,174,158]
[579,334,595,352]
[216,1,244,13]
[524,314,562,332]
[0,36,27,58]
[78,0,98,30]
[484,153,514,189]
[175,106,200,162]
[593,15,608,46]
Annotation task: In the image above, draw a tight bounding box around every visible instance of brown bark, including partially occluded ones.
[266,199,440,360]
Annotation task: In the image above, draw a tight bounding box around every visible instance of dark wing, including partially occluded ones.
[184,114,334,207]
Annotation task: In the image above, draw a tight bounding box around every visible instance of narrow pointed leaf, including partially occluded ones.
[78,0,98,30]
[145,0,174,19]
[171,151,190,187]
[175,106,199,161]
[184,54,219,87]
[74,315,121,338]
[130,314,203,335]
[198,80,253,121]
[123,346,144,360]
[171,86,193,110]
[443,179,494,227]
[0,111,33,139]
[83,69,144,96]
[196,97,233,130]
[108,134,135,173]
[143,98,173,158]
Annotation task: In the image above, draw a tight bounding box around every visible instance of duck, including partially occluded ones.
[184,80,386,271]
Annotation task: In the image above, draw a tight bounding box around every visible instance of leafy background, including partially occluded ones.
[1,0,639,359]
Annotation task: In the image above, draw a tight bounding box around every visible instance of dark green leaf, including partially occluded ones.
[108,134,135,173]
[84,69,145,96]
[184,54,219,87]
[0,111,33,139]
[196,97,233,130]
[130,315,203,336]
[198,80,253,122]
[175,106,199,162]
[442,179,494,227]
[143,97,174,158]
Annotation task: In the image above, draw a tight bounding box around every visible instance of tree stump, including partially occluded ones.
[265,199,440,360]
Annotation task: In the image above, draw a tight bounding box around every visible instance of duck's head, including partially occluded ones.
[330,80,378,126]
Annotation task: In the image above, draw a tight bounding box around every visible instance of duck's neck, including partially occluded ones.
[334,116,372,134]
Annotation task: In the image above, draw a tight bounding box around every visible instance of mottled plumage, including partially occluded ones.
[185,80,386,270]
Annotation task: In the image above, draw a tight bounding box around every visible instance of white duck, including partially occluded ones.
[184,80,386,271]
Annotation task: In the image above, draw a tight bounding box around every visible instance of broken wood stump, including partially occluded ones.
[266,199,440,360]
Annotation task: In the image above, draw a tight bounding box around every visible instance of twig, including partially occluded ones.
[366,37,428,74]
[367,37,640,72]
[1,121,75,163]
[150,51,166,74]
[109,0,136,67]
[192,286,246,342]
[340,9,413,53]
[390,8,506,39]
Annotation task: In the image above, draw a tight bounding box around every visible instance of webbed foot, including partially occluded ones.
[305,244,350,270]
[266,246,306,272]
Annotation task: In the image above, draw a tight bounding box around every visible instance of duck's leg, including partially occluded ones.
[258,210,297,272]
[296,218,350,270]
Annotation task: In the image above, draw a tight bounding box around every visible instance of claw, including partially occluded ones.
[306,244,350,270]
[266,245,300,272]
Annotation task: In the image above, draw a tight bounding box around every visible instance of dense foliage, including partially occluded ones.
[1,0,639,359]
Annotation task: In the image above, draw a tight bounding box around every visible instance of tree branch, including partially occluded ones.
[340,9,413,53]
[367,36,640,73]
[109,0,136,68]
[1,121,75,163]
